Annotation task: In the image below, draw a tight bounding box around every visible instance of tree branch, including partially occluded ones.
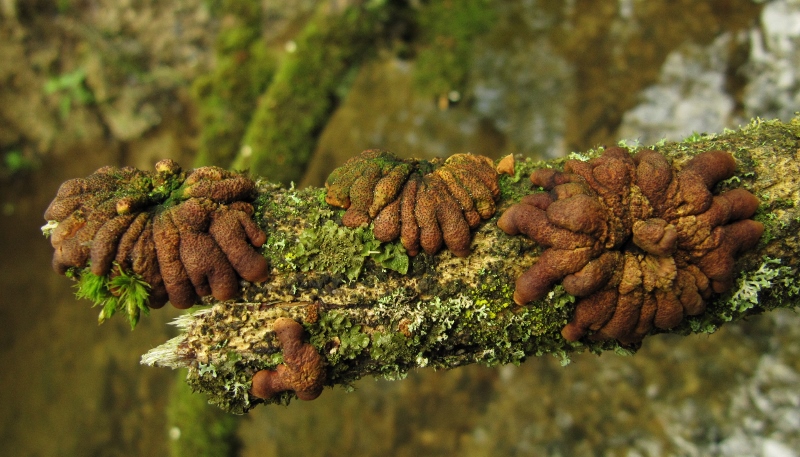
[142,118,800,414]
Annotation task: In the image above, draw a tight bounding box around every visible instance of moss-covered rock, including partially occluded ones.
[412,0,495,102]
[232,1,409,184]
[192,0,277,168]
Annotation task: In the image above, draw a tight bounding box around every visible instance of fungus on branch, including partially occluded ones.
[324,149,500,257]
[43,160,269,319]
[498,147,764,345]
[250,317,326,401]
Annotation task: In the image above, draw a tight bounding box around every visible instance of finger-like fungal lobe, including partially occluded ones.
[44,160,269,311]
[497,147,763,344]
[325,150,500,257]
[250,318,326,401]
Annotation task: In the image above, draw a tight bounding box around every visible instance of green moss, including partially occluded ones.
[167,369,239,457]
[369,330,409,378]
[369,238,410,274]
[233,1,405,183]
[496,151,599,204]
[412,0,495,99]
[73,264,151,329]
[192,0,277,168]
[290,220,376,280]
[496,162,529,203]
[256,185,329,273]
[308,310,371,380]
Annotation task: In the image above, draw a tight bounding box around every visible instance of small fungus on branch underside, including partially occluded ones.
[250,317,326,401]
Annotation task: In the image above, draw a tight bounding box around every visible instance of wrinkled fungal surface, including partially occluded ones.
[250,317,326,401]
[44,160,269,309]
[325,149,500,257]
[498,147,764,344]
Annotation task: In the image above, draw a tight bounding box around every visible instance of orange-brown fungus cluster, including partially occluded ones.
[250,318,326,401]
[498,147,763,344]
[44,160,269,309]
[325,149,500,257]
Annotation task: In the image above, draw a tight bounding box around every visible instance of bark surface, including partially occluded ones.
[142,118,800,414]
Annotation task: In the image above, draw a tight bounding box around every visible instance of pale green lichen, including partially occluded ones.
[728,256,797,318]
[361,279,575,372]
[308,310,370,382]
[288,219,409,280]
[40,220,58,238]
[567,151,592,162]
[190,346,262,413]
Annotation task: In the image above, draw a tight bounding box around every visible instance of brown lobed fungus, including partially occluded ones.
[250,317,326,401]
[44,160,269,309]
[325,149,500,257]
[498,147,763,344]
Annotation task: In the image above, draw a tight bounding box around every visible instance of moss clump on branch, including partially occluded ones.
[73,264,151,329]
[138,118,799,413]
[289,219,410,279]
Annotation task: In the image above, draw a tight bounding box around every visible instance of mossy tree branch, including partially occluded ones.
[230,0,411,184]
[142,118,800,414]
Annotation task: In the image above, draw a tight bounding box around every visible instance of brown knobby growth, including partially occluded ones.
[44,160,269,309]
[498,147,763,344]
[250,317,326,401]
[325,149,500,257]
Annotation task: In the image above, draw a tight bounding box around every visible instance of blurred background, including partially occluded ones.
[2,0,800,456]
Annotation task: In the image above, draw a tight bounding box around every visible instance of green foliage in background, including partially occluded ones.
[1,150,38,178]
[192,0,277,168]
[44,68,95,119]
[193,0,496,182]
[233,0,406,183]
[167,369,239,457]
[412,0,495,99]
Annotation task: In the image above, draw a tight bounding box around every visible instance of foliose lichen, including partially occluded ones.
[288,220,409,280]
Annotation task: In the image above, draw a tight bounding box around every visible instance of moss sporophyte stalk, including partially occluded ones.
[41,118,800,412]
